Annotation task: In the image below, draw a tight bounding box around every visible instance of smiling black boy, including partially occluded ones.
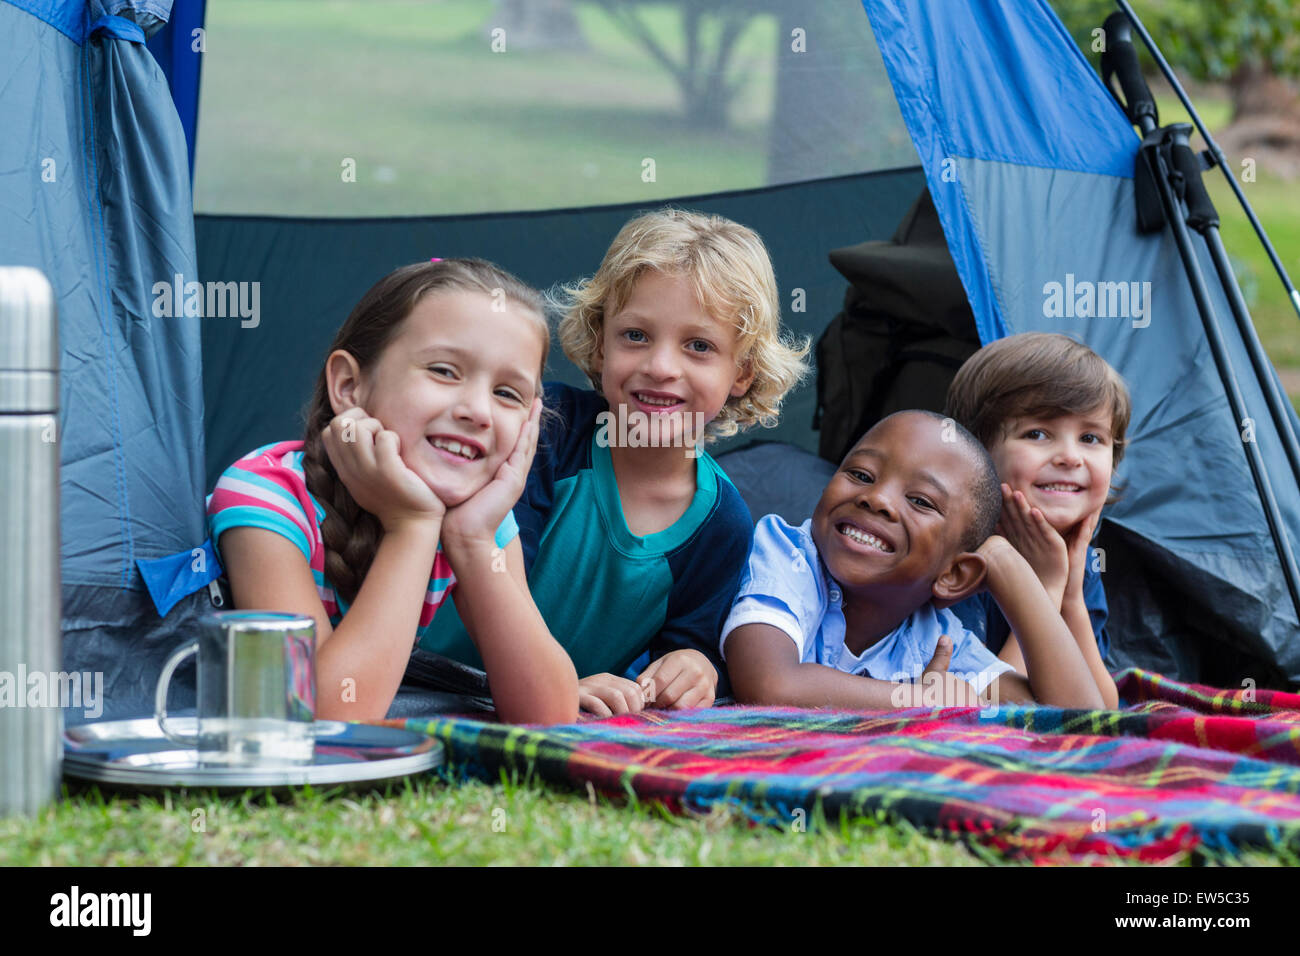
[720,410,1104,710]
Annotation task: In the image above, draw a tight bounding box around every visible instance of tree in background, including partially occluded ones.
[582,0,762,129]
[579,1,914,183]
[1055,0,1300,175]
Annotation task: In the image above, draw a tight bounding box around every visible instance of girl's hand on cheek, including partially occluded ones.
[442,398,542,548]
[322,407,445,531]
[994,484,1068,605]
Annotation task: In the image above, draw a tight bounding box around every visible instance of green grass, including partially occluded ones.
[11,771,1294,866]
[5,773,995,867]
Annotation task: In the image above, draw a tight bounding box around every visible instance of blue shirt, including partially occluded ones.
[721,515,1013,694]
[951,555,1111,662]
[417,383,754,688]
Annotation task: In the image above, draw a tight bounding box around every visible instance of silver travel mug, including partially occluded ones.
[155,611,317,767]
[0,267,61,816]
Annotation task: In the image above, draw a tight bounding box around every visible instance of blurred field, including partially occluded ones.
[194,0,778,215]
[196,3,1300,396]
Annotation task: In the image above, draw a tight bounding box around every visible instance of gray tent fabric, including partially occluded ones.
[1,0,209,719]
[716,442,836,527]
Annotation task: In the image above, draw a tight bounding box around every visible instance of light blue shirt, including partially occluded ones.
[720,515,1013,694]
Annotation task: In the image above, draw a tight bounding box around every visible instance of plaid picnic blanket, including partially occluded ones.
[395,668,1300,863]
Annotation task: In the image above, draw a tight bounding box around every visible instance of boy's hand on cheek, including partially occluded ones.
[637,649,717,710]
[579,673,648,717]
[1063,509,1100,604]
[995,484,1067,606]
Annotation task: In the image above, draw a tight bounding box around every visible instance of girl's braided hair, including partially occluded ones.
[300,258,546,604]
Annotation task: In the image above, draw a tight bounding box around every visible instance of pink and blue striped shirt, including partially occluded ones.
[206,440,517,643]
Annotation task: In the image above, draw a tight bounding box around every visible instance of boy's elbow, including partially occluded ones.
[730,663,794,706]
[504,702,579,726]
[498,668,580,726]
[1028,681,1104,711]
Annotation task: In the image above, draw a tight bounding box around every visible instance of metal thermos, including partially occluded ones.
[0,267,61,815]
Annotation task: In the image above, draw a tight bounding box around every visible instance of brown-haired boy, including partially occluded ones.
[946,332,1131,708]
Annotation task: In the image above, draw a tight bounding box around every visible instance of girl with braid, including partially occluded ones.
[206,259,578,724]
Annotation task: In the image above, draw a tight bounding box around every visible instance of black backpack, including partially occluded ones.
[813,188,983,464]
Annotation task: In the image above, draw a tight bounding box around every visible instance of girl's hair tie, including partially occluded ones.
[429,257,443,263]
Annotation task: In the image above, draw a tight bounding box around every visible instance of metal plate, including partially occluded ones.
[63,718,443,790]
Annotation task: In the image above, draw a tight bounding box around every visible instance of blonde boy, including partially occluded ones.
[419,209,809,715]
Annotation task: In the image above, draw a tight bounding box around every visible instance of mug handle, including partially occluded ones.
[155,642,199,747]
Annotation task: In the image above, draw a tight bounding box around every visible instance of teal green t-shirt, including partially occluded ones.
[417,383,754,685]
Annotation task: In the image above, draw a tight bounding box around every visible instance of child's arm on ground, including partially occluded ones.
[979,536,1103,709]
[726,624,981,709]
[1062,513,1119,708]
[442,535,579,724]
[439,400,579,725]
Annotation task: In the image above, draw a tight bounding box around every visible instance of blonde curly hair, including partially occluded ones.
[556,208,810,442]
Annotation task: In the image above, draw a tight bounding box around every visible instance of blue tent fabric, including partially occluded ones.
[145,0,205,179]
[136,538,221,618]
[11,0,169,43]
[861,0,1140,345]
[860,0,1300,680]
[1,0,208,717]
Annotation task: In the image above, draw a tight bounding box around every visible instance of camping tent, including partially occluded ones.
[1,0,211,717]
[4,0,1297,718]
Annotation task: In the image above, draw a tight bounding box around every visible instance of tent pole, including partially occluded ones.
[1114,0,1300,324]
[1165,123,1300,495]
[1149,129,1300,621]
[1102,14,1300,623]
